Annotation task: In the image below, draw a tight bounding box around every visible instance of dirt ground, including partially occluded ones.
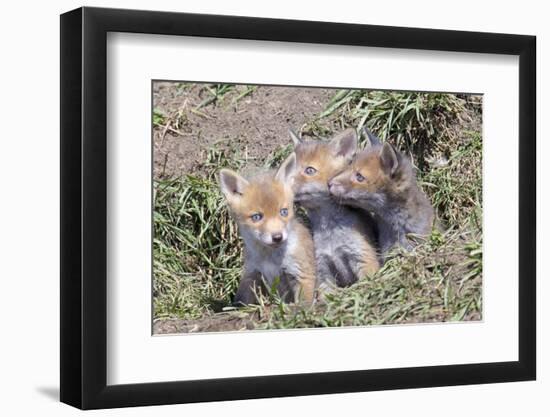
[153,82,333,179]
[152,305,480,334]
[154,313,257,334]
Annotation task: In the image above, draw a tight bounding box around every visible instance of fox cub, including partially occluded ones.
[219,153,316,305]
[329,129,434,254]
[289,128,379,290]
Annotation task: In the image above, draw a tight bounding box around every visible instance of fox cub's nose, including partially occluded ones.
[272,233,283,243]
[328,180,343,196]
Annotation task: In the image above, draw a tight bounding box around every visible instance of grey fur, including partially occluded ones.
[341,144,434,254]
[290,130,378,288]
[289,128,303,146]
[363,127,382,147]
[233,219,305,304]
[303,200,377,288]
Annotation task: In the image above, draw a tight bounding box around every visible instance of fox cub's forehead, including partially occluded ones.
[354,149,382,172]
[295,142,330,163]
[295,142,345,171]
[242,179,291,212]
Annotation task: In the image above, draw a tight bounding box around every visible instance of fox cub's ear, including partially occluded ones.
[380,142,399,176]
[330,128,357,160]
[219,169,249,202]
[363,127,382,147]
[275,152,297,184]
[289,129,303,146]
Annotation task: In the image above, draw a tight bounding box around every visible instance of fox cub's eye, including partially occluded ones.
[355,172,365,182]
[304,166,317,176]
[280,208,289,217]
[250,213,263,222]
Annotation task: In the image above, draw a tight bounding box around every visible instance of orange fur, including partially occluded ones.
[294,142,348,184]
[332,151,390,194]
[291,129,380,286]
[292,222,316,302]
[329,140,435,254]
[220,167,316,304]
[230,175,295,236]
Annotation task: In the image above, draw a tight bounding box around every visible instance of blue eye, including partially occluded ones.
[250,213,263,222]
[305,166,317,176]
[280,208,289,217]
[355,172,365,182]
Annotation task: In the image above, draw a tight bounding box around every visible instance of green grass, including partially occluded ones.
[193,84,258,110]
[305,90,476,170]
[196,84,234,109]
[152,88,483,332]
[421,130,482,226]
[153,108,166,127]
[251,226,482,329]
[153,176,241,319]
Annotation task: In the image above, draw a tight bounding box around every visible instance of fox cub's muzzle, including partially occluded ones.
[256,221,288,246]
[327,174,349,198]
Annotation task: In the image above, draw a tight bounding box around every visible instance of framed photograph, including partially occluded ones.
[60,6,536,410]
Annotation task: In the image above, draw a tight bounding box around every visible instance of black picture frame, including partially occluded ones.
[60,6,536,410]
